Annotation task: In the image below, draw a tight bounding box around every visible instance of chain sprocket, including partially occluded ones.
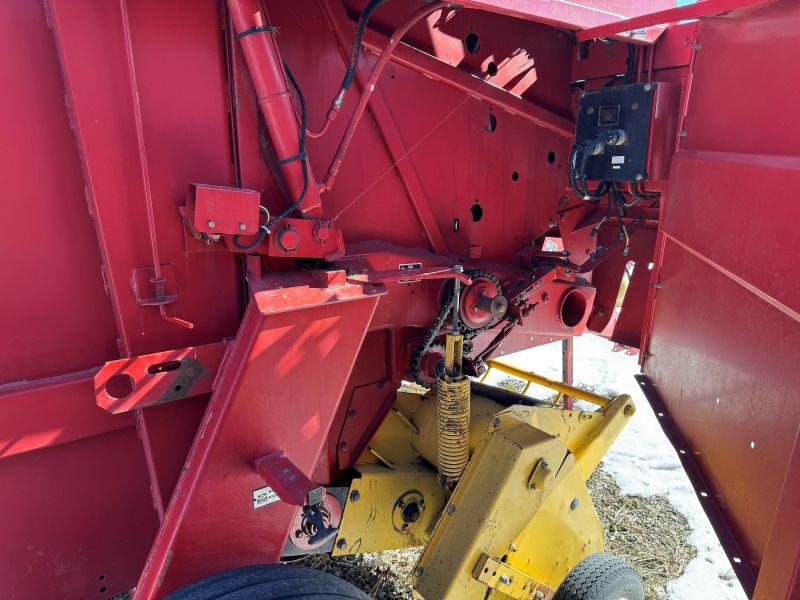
[410,269,503,387]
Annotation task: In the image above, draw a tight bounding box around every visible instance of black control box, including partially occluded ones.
[575,82,656,182]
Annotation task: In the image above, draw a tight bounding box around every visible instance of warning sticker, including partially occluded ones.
[611,155,625,164]
[253,486,280,509]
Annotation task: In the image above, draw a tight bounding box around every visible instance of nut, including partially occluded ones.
[336,539,347,550]
[207,220,216,228]
[349,490,360,502]
[499,574,513,585]
[492,417,502,428]
[239,223,247,231]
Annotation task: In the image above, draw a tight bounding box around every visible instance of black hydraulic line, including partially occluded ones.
[340,0,391,94]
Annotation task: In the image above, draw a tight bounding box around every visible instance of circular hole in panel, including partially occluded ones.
[470,203,483,223]
[465,32,480,54]
[105,374,135,399]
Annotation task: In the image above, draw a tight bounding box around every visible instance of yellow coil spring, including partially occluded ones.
[436,375,471,481]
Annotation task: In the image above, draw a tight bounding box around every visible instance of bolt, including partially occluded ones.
[499,574,513,585]
[540,460,549,469]
[446,503,456,514]
[631,102,639,110]
[336,539,347,550]
[349,490,360,502]
[548,219,557,228]
[624,405,635,416]
[635,173,644,181]
[414,567,424,577]
[239,223,247,231]
[339,441,349,451]
[644,83,653,92]
[535,592,545,600]
[570,498,580,511]
[208,220,216,228]
[492,417,502,428]
[398,499,405,508]
[347,409,358,418]
[402,523,408,531]
[454,264,464,273]
[508,543,518,552]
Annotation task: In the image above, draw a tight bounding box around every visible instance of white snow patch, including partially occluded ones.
[490,334,746,600]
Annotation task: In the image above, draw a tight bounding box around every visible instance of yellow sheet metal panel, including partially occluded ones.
[359,391,425,467]
[506,394,635,479]
[333,463,446,555]
[507,464,604,589]
[413,414,584,600]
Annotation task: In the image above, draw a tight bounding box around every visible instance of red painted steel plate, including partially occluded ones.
[95,342,228,414]
[135,273,384,597]
[644,2,800,595]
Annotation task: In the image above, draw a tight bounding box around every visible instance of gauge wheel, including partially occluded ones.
[166,564,370,600]
[553,552,644,600]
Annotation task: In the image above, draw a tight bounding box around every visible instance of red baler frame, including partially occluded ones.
[1,0,797,598]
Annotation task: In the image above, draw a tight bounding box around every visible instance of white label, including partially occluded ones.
[398,262,422,284]
[253,486,280,509]
[611,155,625,164]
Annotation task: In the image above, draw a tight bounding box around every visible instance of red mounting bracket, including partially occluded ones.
[254,451,325,507]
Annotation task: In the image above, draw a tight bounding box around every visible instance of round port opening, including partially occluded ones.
[560,289,587,328]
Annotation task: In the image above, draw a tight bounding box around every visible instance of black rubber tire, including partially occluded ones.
[553,552,644,600]
[165,563,371,600]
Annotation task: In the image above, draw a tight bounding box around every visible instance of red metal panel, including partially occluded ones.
[359,0,672,40]
[576,0,768,42]
[135,272,384,597]
[753,426,800,599]
[643,2,800,592]
[0,428,159,599]
[0,0,119,384]
[0,372,134,459]
[47,0,240,356]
